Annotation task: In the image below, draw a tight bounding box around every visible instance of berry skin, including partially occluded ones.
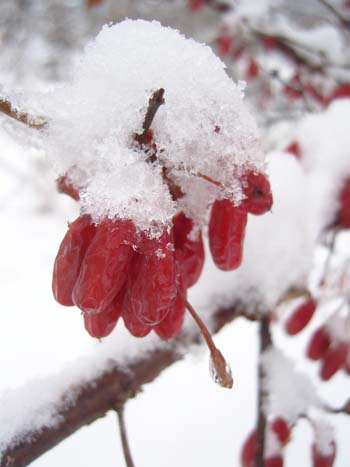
[52,215,97,306]
[84,290,124,338]
[72,219,135,313]
[246,58,259,80]
[285,141,301,159]
[241,430,256,467]
[336,177,350,228]
[264,456,284,467]
[306,326,331,360]
[172,212,205,288]
[312,441,336,467]
[209,199,247,271]
[128,230,177,325]
[154,277,186,339]
[270,417,290,446]
[320,343,348,380]
[285,298,317,335]
[241,171,273,215]
[122,287,152,337]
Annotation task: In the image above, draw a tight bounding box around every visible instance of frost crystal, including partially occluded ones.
[39,19,263,232]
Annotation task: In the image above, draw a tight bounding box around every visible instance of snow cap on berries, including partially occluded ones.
[40,19,264,233]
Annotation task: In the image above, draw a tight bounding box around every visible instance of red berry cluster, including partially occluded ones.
[306,322,350,381]
[208,170,272,271]
[53,211,204,339]
[241,417,290,467]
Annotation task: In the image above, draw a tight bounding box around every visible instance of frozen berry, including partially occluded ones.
[285,141,301,158]
[271,417,290,445]
[320,343,348,380]
[52,215,97,306]
[209,199,247,271]
[312,441,336,467]
[84,290,123,338]
[306,326,331,360]
[285,298,317,335]
[241,171,273,215]
[265,456,284,467]
[241,430,256,467]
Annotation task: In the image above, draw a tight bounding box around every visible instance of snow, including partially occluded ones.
[261,347,321,423]
[312,418,335,456]
[31,19,264,233]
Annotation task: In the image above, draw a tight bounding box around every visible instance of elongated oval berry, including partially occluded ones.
[270,417,290,446]
[172,212,204,287]
[241,171,273,215]
[72,218,135,313]
[285,298,317,335]
[154,277,186,339]
[312,441,336,467]
[320,343,348,380]
[128,230,177,325]
[306,326,331,360]
[209,199,247,271]
[84,291,124,338]
[122,288,152,338]
[336,177,350,228]
[241,430,256,467]
[52,215,97,306]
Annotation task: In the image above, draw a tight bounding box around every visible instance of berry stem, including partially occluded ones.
[0,98,46,129]
[116,405,136,467]
[178,290,233,388]
[255,317,272,467]
[136,88,165,145]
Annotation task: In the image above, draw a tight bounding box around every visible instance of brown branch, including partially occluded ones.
[116,406,136,467]
[0,98,46,129]
[255,317,272,467]
[134,88,164,145]
[0,302,244,467]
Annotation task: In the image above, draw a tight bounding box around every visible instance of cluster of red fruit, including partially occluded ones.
[241,417,290,467]
[307,321,350,381]
[241,417,336,467]
[52,169,272,340]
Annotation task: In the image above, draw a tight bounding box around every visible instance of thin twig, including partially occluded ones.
[0,98,46,129]
[255,317,272,467]
[116,406,136,467]
[135,88,165,145]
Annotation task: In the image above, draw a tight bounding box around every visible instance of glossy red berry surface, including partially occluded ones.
[209,199,247,271]
[241,430,256,467]
[306,326,331,360]
[271,417,290,446]
[172,212,204,288]
[127,231,176,325]
[72,219,135,313]
[122,287,152,337]
[320,343,348,380]
[285,298,317,335]
[241,171,273,215]
[264,456,284,467]
[52,215,97,306]
[84,291,123,338]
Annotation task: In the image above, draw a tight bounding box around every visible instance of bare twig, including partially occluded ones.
[0,98,46,129]
[135,88,165,145]
[255,317,272,467]
[116,406,136,467]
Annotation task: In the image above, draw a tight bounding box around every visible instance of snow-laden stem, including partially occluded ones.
[116,406,136,467]
[0,98,46,129]
[255,317,272,467]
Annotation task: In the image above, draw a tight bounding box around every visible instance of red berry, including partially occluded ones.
[336,177,350,228]
[241,171,273,215]
[84,290,124,338]
[246,58,259,80]
[188,0,203,11]
[329,82,350,101]
[72,219,135,313]
[265,456,284,467]
[241,430,256,467]
[154,278,186,339]
[312,441,336,467]
[209,199,247,271]
[128,230,177,325]
[122,288,152,337]
[285,141,302,158]
[270,417,290,446]
[285,298,317,335]
[306,326,331,360]
[52,215,97,306]
[320,343,348,380]
[262,35,277,49]
[172,212,205,287]
[216,33,233,56]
